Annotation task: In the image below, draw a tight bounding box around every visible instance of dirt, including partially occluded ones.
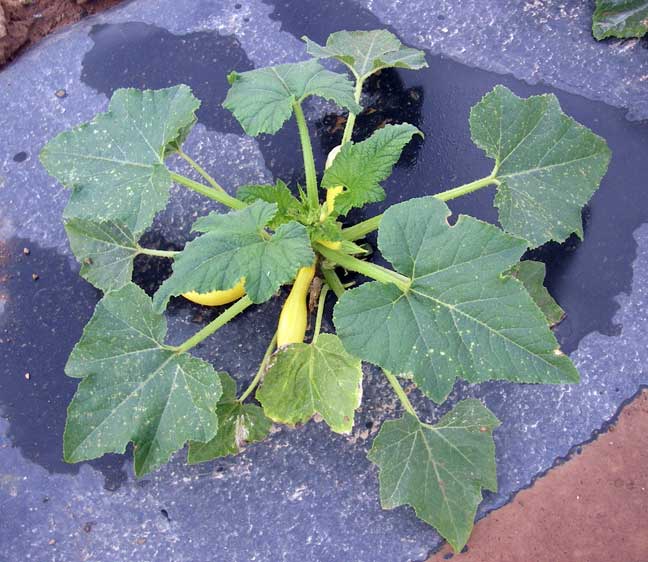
[0,0,122,67]
[429,390,648,562]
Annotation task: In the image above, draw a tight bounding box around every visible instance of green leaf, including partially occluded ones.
[508,260,565,326]
[223,60,362,136]
[334,196,579,404]
[368,400,500,552]
[153,201,315,310]
[64,218,140,292]
[592,0,648,39]
[470,85,611,248]
[236,180,304,227]
[188,373,271,463]
[40,86,200,235]
[64,283,222,476]
[256,334,363,434]
[303,30,427,81]
[321,123,421,215]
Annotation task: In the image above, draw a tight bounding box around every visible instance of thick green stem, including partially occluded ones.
[293,101,319,210]
[342,174,500,241]
[174,296,253,354]
[341,78,363,145]
[312,284,329,344]
[177,149,228,194]
[321,267,345,298]
[239,332,277,403]
[383,370,419,419]
[170,171,246,210]
[315,243,410,291]
[138,247,178,258]
[342,214,382,241]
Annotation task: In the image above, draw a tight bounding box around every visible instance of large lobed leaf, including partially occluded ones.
[470,85,611,248]
[65,218,140,292]
[257,334,363,434]
[321,123,421,216]
[153,201,315,310]
[368,400,499,552]
[64,283,222,476]
[188,372,271,463]
[303,29,427,81]
[592,0,648,39]
[223,60,361,136]
[334,196,579,404]
[41,85,200,235]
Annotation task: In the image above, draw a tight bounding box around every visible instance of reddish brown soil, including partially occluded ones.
[429,391,648,562]
[0,0,122,67]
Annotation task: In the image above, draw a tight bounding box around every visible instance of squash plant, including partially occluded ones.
[40,29,611,552]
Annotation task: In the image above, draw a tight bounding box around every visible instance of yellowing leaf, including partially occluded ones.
[257,334,363,434]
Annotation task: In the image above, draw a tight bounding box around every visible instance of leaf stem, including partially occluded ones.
[169,171,246,210]
[293,101,319,211]
[315,243,410,291]
[312,284,329,344]
[342,214,382,241]
[177,149,228,194]
[382,370,419,419]
[341,78,363,145]
[436,174,500,201]
[342,174,500,241]
[239,332,277,403]
[321,267,345,298]
[174,295,253,354]
[138,247,178,258]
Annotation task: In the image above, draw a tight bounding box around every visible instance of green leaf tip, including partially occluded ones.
[368,399,500,552]
[63,282,222,476]
[223,59,361,136]
[592,0,648,40]
[64,217,140,292]
[334,196,579,403]
[303,29,428,80]
[470,84,611,248]
[322,123,422,216]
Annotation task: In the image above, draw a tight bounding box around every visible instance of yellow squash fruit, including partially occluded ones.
[182,279,246,306]
[276,265,316,347]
